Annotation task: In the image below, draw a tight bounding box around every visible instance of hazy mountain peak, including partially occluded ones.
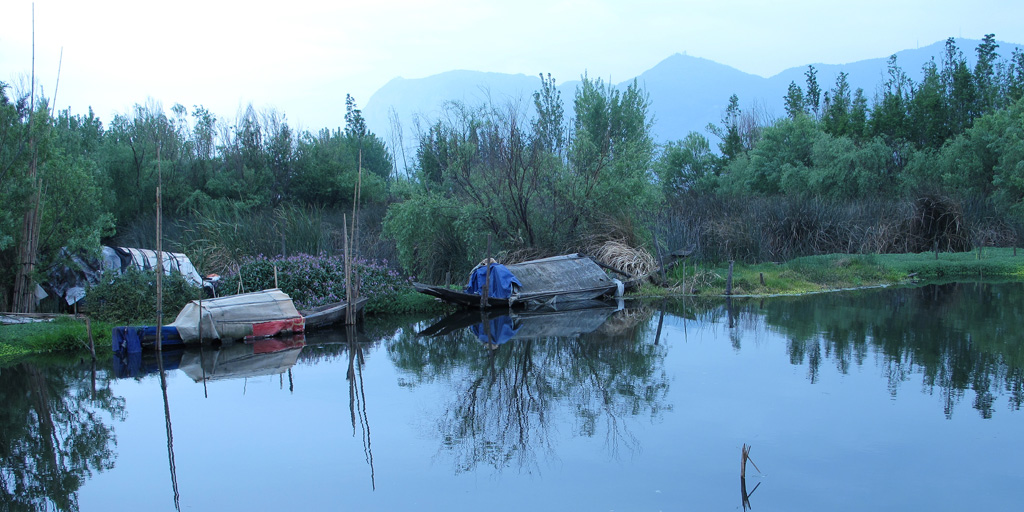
[364,37,1023,158]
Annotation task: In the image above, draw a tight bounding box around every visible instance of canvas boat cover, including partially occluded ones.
[169,289,304,343]
[505,254,618,303]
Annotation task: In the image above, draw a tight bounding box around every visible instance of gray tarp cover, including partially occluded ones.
[169,289,302,342]
[504,254,617,304]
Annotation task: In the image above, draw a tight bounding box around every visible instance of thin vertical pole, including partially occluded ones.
[480,235,492,309]
[344,214,353,325]
[156,143,163,351]
[725,260,734,296]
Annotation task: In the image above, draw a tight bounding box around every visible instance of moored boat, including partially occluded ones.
[413,253,636,309]
[112,289,366,352]
[301,297,369,330]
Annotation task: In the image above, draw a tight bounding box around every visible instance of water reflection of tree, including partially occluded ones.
[751,282,1024,418]
[0,357,123,511]
[390,308,670,474]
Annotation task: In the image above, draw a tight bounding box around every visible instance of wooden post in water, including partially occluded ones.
[86,316,95,361]
[344,214,353,325]
[741,443,760,478]
[725,260,734,296]
[198,295,203,347]
[653,228,666,285]
[690,260,697,294]
[480,235,491,309]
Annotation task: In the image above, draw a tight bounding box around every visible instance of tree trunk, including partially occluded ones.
[12,157,41,313]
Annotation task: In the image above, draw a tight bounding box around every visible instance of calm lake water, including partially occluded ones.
[4,282,1024,511]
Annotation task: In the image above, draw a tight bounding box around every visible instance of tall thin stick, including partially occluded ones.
[51,47,62,116]
[344,214,353,324]
[156,143,163,351]
[13,4,40,313]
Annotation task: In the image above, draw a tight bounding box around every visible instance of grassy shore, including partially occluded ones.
[0,317,114,363]
[5,248,1024,360]
[648,248,1024,297]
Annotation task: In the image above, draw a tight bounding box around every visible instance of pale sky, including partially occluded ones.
[2,0,1022,132]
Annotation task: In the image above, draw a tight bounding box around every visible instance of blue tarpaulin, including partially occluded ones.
[112,326,182,353]
[112,326,143,354]
[464,264,522,299]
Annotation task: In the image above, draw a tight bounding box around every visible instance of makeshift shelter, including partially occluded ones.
[43,246,203,306]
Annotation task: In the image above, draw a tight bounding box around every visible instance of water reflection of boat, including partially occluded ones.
[179,337,305,382]
[420,300,625,346]
[112,336,306,381]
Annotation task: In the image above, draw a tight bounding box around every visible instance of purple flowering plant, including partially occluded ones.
[220,253,434,314]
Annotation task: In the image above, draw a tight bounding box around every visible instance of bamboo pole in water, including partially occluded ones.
[725,260,734,296]
[480,235,491,309]
[344,214,353,325]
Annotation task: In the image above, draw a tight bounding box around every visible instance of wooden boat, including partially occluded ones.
[112,289,366,351]
[301,297,369,330]
[414,254,635,309]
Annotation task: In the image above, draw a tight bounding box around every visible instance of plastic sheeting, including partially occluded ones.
[117,247,202,286]
[44,246,203,305]
[464,263,522,299]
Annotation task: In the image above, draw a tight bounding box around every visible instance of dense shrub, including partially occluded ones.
[86,269,202,323]
[218,253,437,315]
[657,194,1021,264]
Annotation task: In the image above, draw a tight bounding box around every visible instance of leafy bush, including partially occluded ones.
[218,253,444,315]
[86,269,203,323]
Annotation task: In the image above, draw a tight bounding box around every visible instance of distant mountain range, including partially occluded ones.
[364,38,1023,160]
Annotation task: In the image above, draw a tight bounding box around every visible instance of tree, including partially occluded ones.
[974,34,1000,114]
[344,94,367,139]
[567,77,659,235]
[784,81,806,119]
[708,94,743,163]
[291,127,387,207]
[871,55,913,144]
[532,73,565,156]
[909,60,950,149]
[823,72,852,137]
[656,132,718,196]
[942,38,977,134]
[805,65,822,119]
[1007,48,1024,103]
[722,115,824,196]
[849,88,869,142]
